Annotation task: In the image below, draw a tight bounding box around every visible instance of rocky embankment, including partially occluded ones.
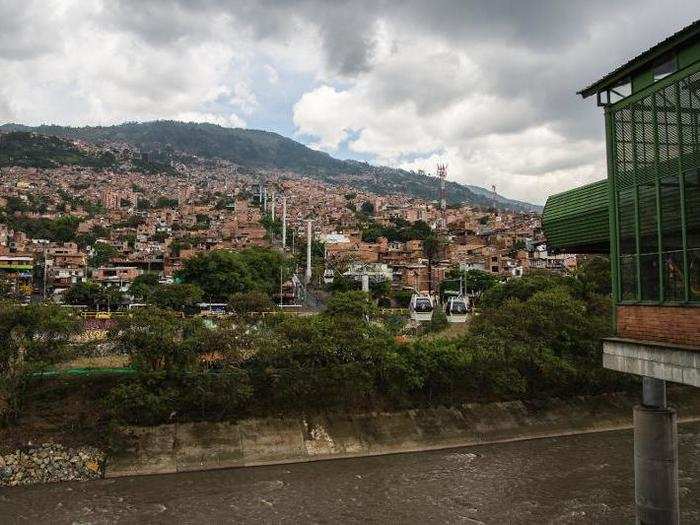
[0,443,105,486]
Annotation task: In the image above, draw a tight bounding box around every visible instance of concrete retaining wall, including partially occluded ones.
[106,391,700,477]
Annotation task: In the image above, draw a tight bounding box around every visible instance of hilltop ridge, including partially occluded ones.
[0,121,541,212]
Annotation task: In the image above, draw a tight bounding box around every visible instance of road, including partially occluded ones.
[2,422,699,524]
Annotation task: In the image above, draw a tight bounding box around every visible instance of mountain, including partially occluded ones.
[0,121,542,212]
[0,131,115,169]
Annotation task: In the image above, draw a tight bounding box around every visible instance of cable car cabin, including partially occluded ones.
[444,296,469,323]
[409,292,434,322]
[196,303,228,315]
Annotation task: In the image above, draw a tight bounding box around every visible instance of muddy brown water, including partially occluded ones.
[2,422,699,524]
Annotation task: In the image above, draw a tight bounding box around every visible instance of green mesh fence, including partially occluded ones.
[611,70,700,303]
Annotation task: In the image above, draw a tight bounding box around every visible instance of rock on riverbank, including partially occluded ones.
[0,443,105,486]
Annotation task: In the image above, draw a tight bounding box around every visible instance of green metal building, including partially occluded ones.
[543,20,700,523]
[544,20,700,313]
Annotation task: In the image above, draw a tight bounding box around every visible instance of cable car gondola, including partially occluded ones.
[409,292,434,322]
[444,296,469,323]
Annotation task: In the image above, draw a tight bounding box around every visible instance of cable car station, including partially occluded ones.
[543,20,700,524]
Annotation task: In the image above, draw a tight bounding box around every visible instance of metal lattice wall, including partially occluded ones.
[610,69,700,304]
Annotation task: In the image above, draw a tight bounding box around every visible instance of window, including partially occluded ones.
[660,175,683,251]
[653,56,676,81]
[663,251,685,302]
[611,70,700,304]
[639,254,660,301]
[618,188,636,254]
[686,169,700,250]
[690,249,700,302]
[687,170,700,303]
[637,183,658,254]
[609,78,632,103]
[620,255,637,301]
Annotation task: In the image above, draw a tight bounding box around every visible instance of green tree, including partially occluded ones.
[360,201,375,215]
[575,256,612,297]
[113,307,203,373]
[129,273,160,302]
[393,289,413,308]
[325,291,378,320]
[151,283,204,313]
[508,239,527,257]
[462,269,499,296]
[423,234,443,262]
[156,197,178,208]
[0,302,81,423]
[90,243,119,267]
[177,248,292,302]
[64,281,123,309]
[326,273,357,293]
[228,290,275,317]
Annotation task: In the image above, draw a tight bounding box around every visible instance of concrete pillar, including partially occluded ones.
[305,220,312,284]
[642,376,667,408]
[281,196,287,250]
[361,274,369,292]
[634,378,679,524]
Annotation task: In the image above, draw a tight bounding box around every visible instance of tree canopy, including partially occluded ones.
[177,248,293,302]
[361,219,432,243]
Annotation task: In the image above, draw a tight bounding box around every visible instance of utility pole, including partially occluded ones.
[361,274,369,293]
[42,245,48,300]
[305,220,313,284]
[281,195,287,251]
[271,190,276,222]
[279,266,284,307]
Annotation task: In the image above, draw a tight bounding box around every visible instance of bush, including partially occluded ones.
[106,375,178,426]
[105,370,253,425]
[424,310,448,333]
[112,307,203,373]
[228,290,275,317]
[393,289,412,308]
[0,302,81,424]
[377,296,392,308]
[325,291,378,320]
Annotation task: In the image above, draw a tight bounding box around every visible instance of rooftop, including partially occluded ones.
[578,19,700,98]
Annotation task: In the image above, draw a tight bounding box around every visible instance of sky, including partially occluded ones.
[1,1,698,204]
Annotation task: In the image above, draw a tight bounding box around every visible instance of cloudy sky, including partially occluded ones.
[1,1,698,204]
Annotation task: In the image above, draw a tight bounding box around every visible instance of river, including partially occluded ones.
[2,422,699,524]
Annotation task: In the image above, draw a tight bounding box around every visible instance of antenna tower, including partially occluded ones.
[435,164,447,229]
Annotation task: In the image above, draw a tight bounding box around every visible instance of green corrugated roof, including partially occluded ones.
[542,179,610,253]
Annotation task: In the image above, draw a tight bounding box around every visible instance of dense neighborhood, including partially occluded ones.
[0,131,572,308]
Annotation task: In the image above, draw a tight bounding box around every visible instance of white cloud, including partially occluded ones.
[264,64,280,84]
[173,111,245,128]
[291,18,616,204]
[0,1,259,127]
[1,0,697,203]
